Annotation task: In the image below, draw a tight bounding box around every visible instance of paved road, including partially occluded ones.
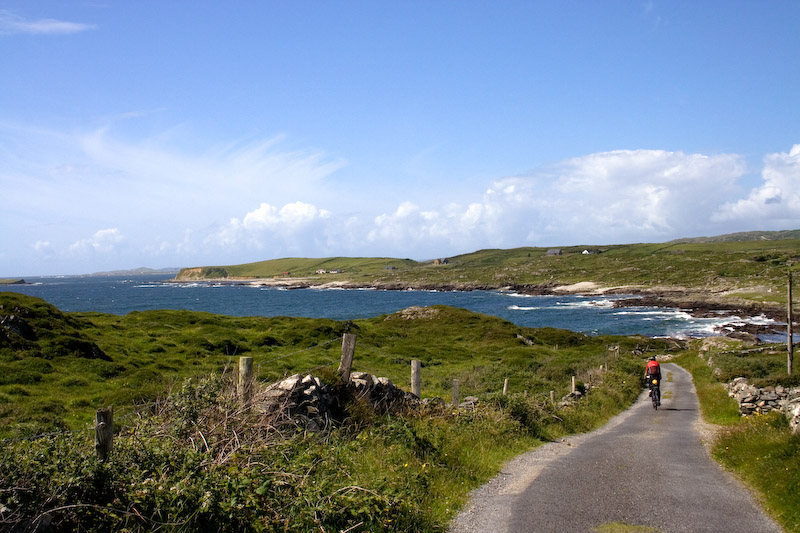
[450,364,782,533]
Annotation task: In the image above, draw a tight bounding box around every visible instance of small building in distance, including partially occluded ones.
[433,258,450,265]
[545,249,562,256]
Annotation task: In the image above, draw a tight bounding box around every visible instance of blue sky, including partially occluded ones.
[1,1,799,276]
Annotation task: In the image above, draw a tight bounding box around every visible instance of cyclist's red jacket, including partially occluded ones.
[645,360,661,379]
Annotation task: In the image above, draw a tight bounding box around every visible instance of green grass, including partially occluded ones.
[675,347,800,532]
[1,292,675,439]
[0,372,646,531]
[712,413,800,532]
[0,292,658,531]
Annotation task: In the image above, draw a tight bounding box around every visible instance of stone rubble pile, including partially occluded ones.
[728,377,800,434]
[348,371,419,412]
[256,371,418,431]
[559,386,591,408]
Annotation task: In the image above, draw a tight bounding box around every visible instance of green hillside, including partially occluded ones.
[175,234,800,308]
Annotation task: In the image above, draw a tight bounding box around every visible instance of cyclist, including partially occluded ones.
[645,356,661,406]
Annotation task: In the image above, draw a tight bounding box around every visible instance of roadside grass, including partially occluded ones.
[674,349,800,532]
[673,351,741,425]
[713,413,800,533]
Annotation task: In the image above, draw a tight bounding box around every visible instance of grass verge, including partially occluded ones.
[673,350,800,532]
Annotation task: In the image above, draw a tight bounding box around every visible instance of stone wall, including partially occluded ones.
[727,377,800,434]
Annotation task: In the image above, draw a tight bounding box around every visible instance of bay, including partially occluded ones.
[4,274,775,338]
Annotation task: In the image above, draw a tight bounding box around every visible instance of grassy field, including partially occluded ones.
[1,291,670,531]
[0,291,674,438]
[176,237,800,308]
[3,273,800,530]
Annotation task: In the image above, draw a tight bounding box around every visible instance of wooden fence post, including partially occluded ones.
[452,379,460,406]
[238,356,253,402]
[95,406,113,461]
[550,390,555,404]
[571,376,576,394]
[503,378,510,395]
[411,359,421,398]
[339,333,357,382]
[789,272,794,375]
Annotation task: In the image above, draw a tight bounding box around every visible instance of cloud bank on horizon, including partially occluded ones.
[1,2,799,276]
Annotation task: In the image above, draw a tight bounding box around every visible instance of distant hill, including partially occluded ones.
[172,229,800,310]
[669,229,800,244]
[87,267,181,277]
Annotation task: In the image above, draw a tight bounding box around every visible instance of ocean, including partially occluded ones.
[3,274,779,339]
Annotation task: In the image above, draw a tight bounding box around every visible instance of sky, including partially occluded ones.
[1,1,799,276]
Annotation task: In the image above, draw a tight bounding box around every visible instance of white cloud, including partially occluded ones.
[206,202,334,257]
[712,145,800,228]
[364,149,748,252]
[3,122,796,275]
[0,10,95,35]
[242,201,330,230]
[69,228,123,254]
[479,149,746,243]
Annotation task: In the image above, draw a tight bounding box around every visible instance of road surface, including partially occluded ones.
[450,363,782,532]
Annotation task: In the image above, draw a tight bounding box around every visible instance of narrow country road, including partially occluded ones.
[449,363,782,533]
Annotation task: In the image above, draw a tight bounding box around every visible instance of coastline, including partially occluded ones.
[166,276,788,340]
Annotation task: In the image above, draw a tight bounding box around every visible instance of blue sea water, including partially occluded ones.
[3,274,778,338]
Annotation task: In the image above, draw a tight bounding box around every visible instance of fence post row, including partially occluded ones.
[411,359,421,398]
[95,406,113,461]
[339,333,357,382]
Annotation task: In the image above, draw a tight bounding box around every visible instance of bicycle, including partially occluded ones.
[649,378,661,410]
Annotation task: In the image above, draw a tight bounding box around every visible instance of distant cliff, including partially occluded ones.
[175,267,231,280]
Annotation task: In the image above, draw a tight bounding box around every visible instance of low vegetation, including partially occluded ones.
[1,292,667,531]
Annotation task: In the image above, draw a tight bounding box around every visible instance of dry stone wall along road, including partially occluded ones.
[449,364,783,533]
